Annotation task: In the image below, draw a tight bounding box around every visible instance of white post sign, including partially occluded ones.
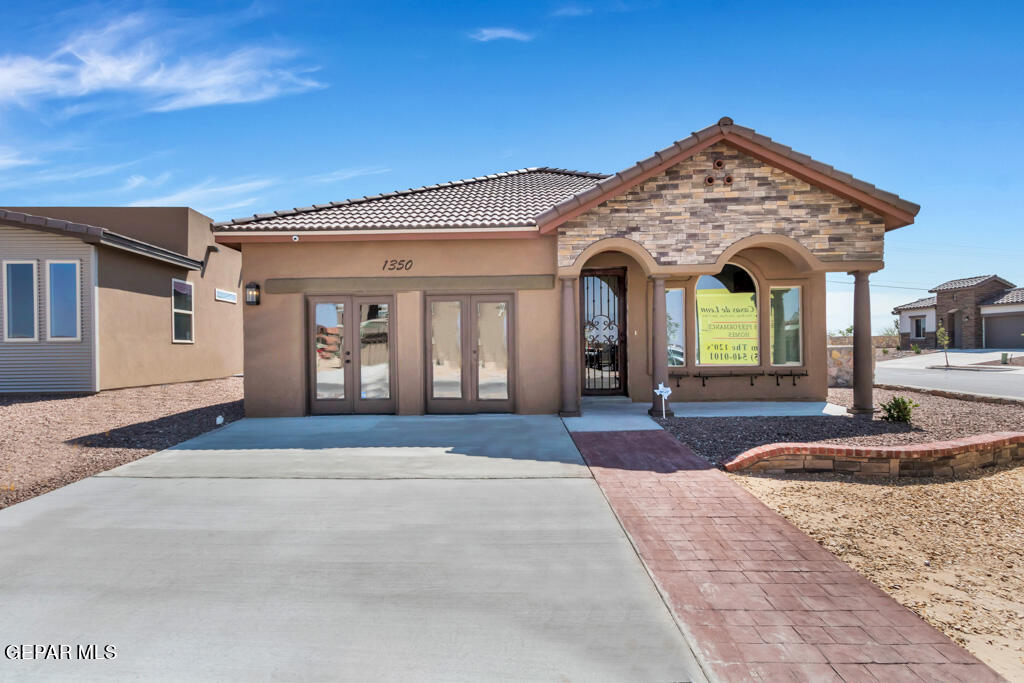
[654,383,672,419]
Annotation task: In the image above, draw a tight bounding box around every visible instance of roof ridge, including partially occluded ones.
[213,166,608,227]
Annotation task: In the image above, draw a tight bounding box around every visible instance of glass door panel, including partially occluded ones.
[358,303,390,400]
[314,302,346,399]
[431,300,463,399]
[476,301,509,401]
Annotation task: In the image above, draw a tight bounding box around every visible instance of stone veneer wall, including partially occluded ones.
[827,345,876,388]
[557,141,886,268]
[899,331,937,350]
[725,432,1024,477]
[934,279,1012,349]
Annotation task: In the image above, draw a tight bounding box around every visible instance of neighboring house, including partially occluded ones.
[1,207,243,393]
[893,275,1024,349]
[212,117,920,418]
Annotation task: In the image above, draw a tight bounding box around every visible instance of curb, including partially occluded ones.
[874,383,1024,406]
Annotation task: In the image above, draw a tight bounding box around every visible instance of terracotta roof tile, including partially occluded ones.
[982,288,1024,306]
[212,167,606,232]
[892,296,936,313]
[930,275,1016,292]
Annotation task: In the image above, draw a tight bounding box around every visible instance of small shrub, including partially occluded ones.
[912,343,921,354]
[880,396,919,423]
[882,348,889,355]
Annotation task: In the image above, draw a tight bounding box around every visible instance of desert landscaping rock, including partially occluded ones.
[659,387,1024,467]
[0,377,243,509]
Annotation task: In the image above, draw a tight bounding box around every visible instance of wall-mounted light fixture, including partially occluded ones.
[245,282,261,306]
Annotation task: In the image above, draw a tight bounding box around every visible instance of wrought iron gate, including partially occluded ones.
[581,268,627,394]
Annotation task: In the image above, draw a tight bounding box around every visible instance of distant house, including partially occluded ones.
[893,275,1024,350]
[0,207,242,393]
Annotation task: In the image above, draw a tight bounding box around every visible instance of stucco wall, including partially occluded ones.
[557,141,886,268]
[240,237,561,417]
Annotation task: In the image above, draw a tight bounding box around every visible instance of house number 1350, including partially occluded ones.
[382,258,413,271]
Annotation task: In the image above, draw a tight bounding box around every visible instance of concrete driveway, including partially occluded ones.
[0,415,704,682]
[877,349,1024,400]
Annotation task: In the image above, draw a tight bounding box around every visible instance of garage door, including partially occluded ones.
[985,313,1024,348]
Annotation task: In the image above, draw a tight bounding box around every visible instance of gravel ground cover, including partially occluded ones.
[658,387,1024,466]
[0,377,243,509]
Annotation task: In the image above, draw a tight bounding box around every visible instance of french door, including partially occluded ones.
[308,295,396,414]
[426,294,514,413]
[581,268,627,395]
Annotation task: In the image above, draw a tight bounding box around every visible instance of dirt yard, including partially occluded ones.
[657,388,1024,679]
[0,377,243,509]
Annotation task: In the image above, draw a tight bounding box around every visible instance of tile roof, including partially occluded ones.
[211,168,606,232]
[982,288,1024,306]
[536,117,921,232]
[892,296,937,313]
[0,209,202,270]
[929,274,1017,292]
[212,117,921,235]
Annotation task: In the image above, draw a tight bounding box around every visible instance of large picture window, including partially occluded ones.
[666,288,685,366]
[47,260,80,340]
[172,278,194,343]
[769,286,802,366]
[695,264,759,365]
[3,260,37,341]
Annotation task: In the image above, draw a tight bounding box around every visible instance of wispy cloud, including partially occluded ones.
[0,149,39,171]
[468,27,534,42]
[0,157,146,189]
[307,167,390,184]
[0,12,324,113]
[120,171,170,192]
[128,178,276,208]
[552,5,593,16]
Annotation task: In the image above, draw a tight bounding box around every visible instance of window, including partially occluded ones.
[46,260,80,340]
[912,317,926,339]
[3,260,37,341]
[769,287,801,366]
[172,279,194,343]
[666,288,685,366]
[695,263,758,365]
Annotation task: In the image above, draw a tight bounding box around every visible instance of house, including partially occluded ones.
[893,275,1024,349]
[1,207,243,393]
[212,117,920,418]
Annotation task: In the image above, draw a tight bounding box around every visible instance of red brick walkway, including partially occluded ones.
[571,429,1004,682]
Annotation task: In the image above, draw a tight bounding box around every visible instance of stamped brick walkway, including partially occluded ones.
[571,429,1004,682]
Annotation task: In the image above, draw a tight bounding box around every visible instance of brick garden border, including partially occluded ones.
[724,432,1024,477]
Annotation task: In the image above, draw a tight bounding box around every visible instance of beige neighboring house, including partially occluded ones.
[213,117,919,418]
[0,207,243,393]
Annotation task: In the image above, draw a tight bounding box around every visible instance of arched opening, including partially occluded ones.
[695,263,759,366]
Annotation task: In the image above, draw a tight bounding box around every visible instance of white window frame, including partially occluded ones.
[171,278,195,344]
[45,259,81,342]
[666,286,686,367]
[769,285,803,367]
[911,316,926,340]
[3,259,38,343]
[214,288,238,304]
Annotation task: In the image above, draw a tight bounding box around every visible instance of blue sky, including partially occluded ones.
[1,0,1021,332]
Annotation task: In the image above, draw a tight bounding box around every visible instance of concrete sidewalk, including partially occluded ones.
[572,429,1003,682]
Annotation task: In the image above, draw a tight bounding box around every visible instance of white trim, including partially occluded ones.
[213,226,539,237]
[2,259,38,342]
[171,277,195,344]
[666,286,686,367]
[91,246,100,392]
[214,288,238,304]
[769,285,803,367]
[981,303,1024,315]
[44,259,82,342]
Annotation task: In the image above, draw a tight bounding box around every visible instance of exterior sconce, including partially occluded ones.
[245,282,261,306]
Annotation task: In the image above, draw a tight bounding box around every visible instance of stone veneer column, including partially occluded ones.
[649,276,674,417]
[559,276,580,416]
[851,271,874,416]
